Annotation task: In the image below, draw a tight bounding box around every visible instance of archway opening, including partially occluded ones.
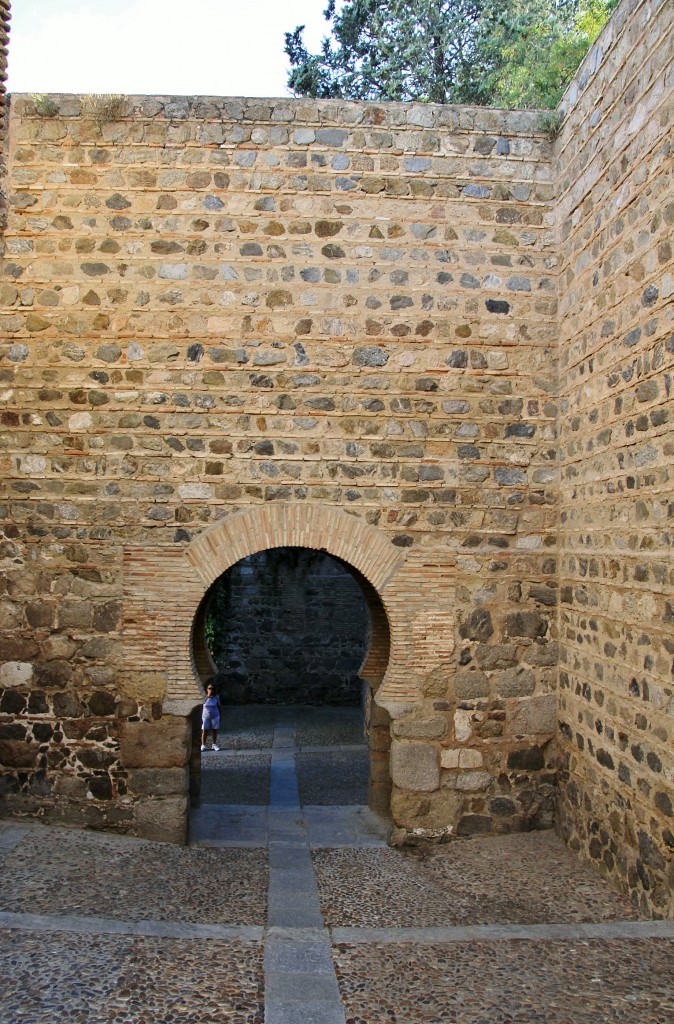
[190,545,392,820]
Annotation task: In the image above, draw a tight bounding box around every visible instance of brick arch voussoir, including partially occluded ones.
[185,504,405,594]
[175,504,415,710]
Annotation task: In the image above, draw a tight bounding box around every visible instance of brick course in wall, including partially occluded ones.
[0,0,671,913]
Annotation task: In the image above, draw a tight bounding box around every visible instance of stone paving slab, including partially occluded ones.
[331,920,674,943]
[265,937,336,973]
[0,929,264,1024]
[304,805,389,847]
[190,804,268,847]
[0,824,268,925]
[0,910,264,941]
[0,823,32,852]
[265,1001,346,1024]
[314,832,641,927]
[332,939,674,1024]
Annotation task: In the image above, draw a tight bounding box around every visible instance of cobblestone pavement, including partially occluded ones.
[201,750,272,805]
[0,929,264,1024]
[332,939,674,1024]
[297,748,369,806]
[0,825,267,925]
[314,832,641,927]
[1,705,672,1023]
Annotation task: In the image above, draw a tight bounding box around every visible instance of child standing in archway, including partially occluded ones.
[201,683,221,751]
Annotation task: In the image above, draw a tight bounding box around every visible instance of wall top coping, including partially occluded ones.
[10,92,551,136]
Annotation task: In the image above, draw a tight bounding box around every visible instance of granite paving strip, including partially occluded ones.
[190,803,269,847]
[331,919,674,943]
[265,719,346,1024]
[0,909,264,941]
[0,823,33,853]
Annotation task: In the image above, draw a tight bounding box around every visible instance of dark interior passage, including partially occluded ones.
[204,548,370,706]
[192,545,392,820]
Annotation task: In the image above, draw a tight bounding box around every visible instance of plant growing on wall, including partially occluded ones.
[30,94,59,117]
[81,94,129,123]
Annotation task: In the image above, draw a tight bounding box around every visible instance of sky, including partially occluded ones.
[7,0,333,97]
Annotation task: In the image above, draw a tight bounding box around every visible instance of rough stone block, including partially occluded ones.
[475,644,518,670]
[495,666,536,698]
[454,670,490,699]
[390,786,461,829]
[454,710,476,742]
[390,741,439,792]
[0,740,38,768]
[134,795,188,844]
[128,767,189,797]
[509,694,557,736]
[441,747,484,770]
[392,716,447,740]
[119,717,190,769]
[450,771,492,792]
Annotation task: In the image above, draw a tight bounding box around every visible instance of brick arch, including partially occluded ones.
[185,504,405,596]
[185,505,404,705]
[124,503,453,717]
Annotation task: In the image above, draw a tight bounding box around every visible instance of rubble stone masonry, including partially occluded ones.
[0,0,671,914]
[555,0,673,916]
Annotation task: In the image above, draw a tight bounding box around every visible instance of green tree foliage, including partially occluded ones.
[285,0,618,109]
[485,0,618,108]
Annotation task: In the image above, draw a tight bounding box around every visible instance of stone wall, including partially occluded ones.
[555,0,674,916]
[0,92,559,841]
[208,548,369,705]
[0,0,9,232]
[0,1,8,114]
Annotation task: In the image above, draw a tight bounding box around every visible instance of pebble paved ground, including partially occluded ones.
[1,704,672,1024]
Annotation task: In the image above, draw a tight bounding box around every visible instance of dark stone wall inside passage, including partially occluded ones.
[207,548,369,705]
